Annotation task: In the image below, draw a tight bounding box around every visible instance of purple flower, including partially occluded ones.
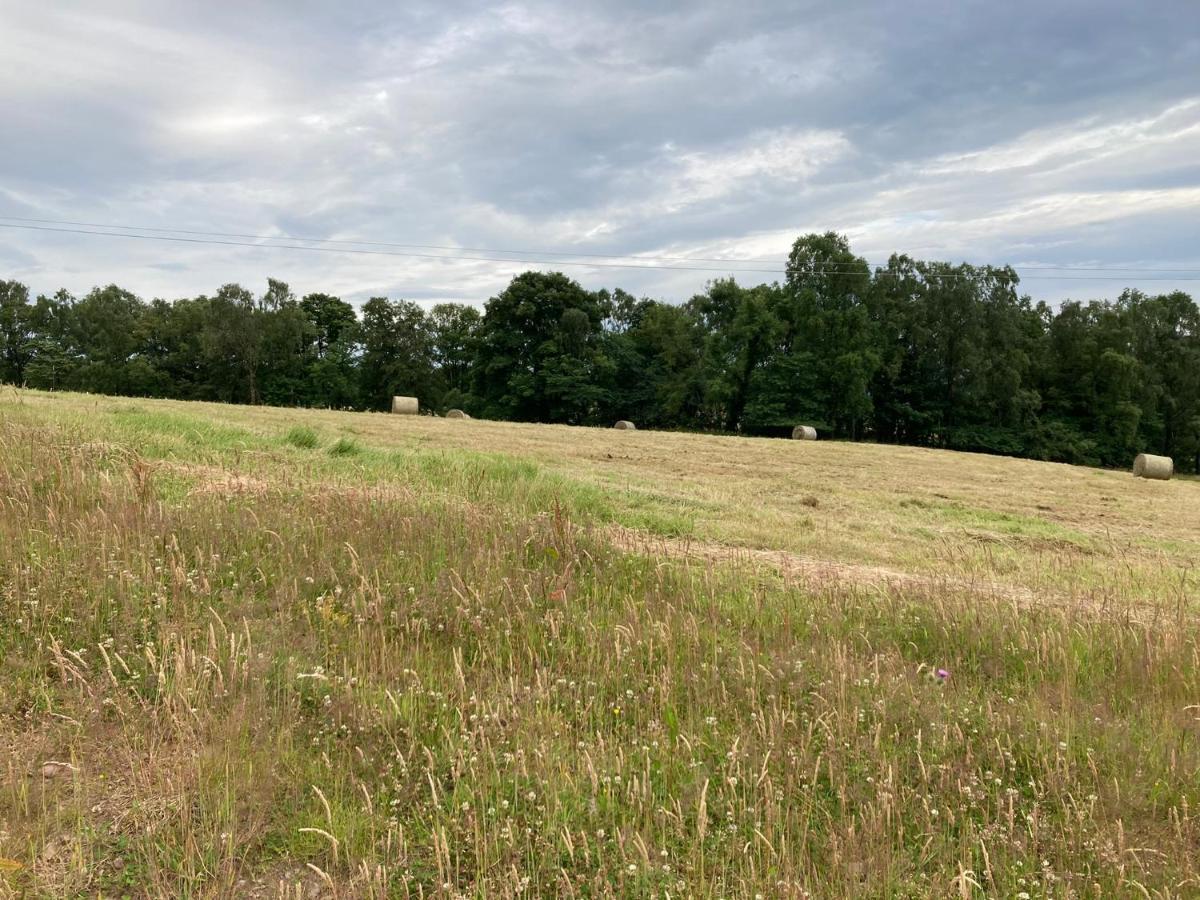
[935,668,950,680]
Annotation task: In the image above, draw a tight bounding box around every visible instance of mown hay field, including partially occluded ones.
[1,388,1198,898]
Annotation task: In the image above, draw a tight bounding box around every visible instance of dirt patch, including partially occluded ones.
[150,461,273,498]
[239,863,335,899]
[190,473,273,498]
[152,461,419,506]
[605,525,1038,599]
[603,525,1178,623]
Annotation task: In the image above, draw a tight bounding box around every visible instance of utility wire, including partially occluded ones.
[3,219,1200,282]
[9,214,1200,274]
[0,223,784,274]
[5,215,1200,274]
[1,215,788,266]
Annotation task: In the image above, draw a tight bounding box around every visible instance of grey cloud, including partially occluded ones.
[0,0,1198,305]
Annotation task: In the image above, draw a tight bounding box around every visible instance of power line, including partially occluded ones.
[5,215,1200,275]
[3,219,1200,282]
[0,222,784,274]
[0,215,791,267]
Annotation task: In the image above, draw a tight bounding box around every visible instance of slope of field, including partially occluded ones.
[1,389,1198,897]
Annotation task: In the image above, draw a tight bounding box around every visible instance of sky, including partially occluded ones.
[1,0,1199,306]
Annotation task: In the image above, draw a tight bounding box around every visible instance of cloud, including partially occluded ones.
[0,0,1198,305]
[919,100,1200,178]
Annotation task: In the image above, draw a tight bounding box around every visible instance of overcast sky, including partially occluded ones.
[2,0,1199,306]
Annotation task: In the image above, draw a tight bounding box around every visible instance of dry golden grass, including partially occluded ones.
[1,388,1198,898]
[17,388,1198,605]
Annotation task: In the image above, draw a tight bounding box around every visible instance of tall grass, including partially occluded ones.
[0,416,1197,897]
[328,436,361,457]
[285,425,321,449]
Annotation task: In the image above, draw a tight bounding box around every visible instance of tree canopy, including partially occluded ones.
[3,232,1198,472]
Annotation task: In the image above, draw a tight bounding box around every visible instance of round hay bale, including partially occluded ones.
[613,420,637,430]
[1132,453,1173,480]
[792,425,818,441]
[445,409,470,419]
[391,395,419,415]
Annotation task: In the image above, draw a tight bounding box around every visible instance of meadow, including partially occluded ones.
[1,388,1198,898]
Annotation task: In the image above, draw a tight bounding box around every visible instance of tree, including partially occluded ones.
[429,303,482,410]
[3,239,1197,473]
[359,297,437,411]
[256,280,308,405]
[301,293,358,359]
[67,285,149,396]
[21,290,79,390]
[865,254,928,444]
[1121,290,1200,463]
[0,280,33,384]
[779,232,877,437]
[201,284,260,403]
[624,300,708,427]
[298,293,360,409]
[473,272,607,423]
[691,279,781,431]
[139,297,209,399]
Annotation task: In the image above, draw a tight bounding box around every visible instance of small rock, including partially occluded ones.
[40,761,77,779]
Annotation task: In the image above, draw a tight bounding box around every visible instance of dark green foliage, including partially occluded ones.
[359,296,438,412]
[3,233,1199,471]
[429,302,481,410]
[473,271,609,423]
[780,232,878,437]
[0,279,35,384]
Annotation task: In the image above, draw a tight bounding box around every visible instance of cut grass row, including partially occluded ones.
[6,389,1199,609]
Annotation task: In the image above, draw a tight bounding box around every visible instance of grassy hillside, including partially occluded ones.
[1,389,1198,898]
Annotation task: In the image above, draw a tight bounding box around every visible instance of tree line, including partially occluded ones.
[2,232,1198,471]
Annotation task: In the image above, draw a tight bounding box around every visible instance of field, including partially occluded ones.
[1,388,1198,898]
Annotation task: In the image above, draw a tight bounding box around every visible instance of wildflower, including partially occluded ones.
[935,668,950,680]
